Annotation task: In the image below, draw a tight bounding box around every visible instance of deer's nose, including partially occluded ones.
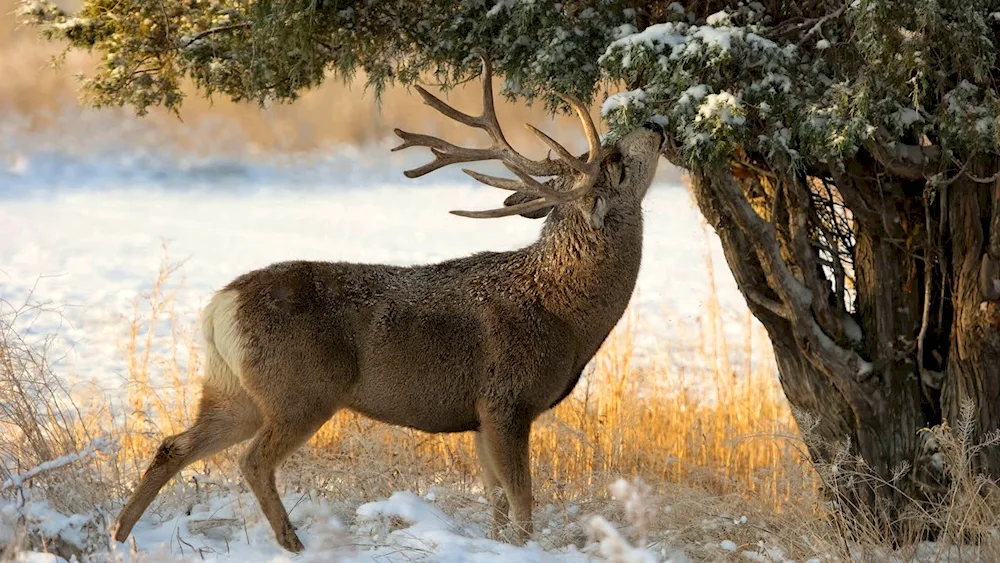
[642,121,664,135]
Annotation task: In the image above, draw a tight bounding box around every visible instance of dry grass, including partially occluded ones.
[7,255,1000,561]
[5,266,1000,562]
[0,250,816,559]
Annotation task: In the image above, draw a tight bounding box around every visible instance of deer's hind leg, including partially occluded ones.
[113,384,261,543]
[237,360,344,553]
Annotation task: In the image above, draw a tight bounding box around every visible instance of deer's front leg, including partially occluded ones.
[477,405,533,544]
[474,430,510,539]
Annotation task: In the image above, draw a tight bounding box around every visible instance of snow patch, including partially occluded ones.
[697,92,745,126]
[706,11,730,26]
[678,84,710,107]
[895,108,922,128]
[601,89,648,117]
[486,0,514,17]
[586,517,659,563]
[600,22,688,65]
[842,315,863,344]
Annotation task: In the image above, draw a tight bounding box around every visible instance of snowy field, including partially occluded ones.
[0,146,771,562]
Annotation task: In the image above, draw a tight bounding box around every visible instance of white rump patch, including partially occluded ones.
[200,289,246,394]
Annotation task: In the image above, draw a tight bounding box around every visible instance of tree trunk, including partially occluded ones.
[941,178,1000,473]
[682,156,1000,536]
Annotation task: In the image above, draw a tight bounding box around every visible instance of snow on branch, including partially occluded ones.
[864,127,941,181]
[1,438,113,492]
[599,9,798,166]
[598,2,1000,174]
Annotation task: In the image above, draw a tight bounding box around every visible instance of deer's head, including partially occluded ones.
[393,54,663,230]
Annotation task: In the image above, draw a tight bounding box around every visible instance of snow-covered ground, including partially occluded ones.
[0,145,765,562]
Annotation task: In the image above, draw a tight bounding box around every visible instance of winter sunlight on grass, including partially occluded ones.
[2,250,817,562]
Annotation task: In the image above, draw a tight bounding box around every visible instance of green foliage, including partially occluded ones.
[18,0,1000,169]
[599,0,1000,169]
[18,0,639,114]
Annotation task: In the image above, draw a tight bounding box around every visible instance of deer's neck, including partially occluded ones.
[530,205,643,330]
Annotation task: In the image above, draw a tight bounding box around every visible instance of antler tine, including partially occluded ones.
[462,168,568,202]
[470,52,569,177]
[392,128,495,178]
[477,51,497,129]
[557,93,603,165]
[392,52,569,180]
[524,123,591,175]
[444,91,607,219]
[500,163,572,201]
[395,52,610,218]
[411,85,481,129]
[450,196,554,219]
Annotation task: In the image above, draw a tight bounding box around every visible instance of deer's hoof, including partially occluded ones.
[279,531,305,553]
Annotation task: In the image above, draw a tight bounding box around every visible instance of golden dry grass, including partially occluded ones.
[0,248,818,559]
[10,252,1000,561]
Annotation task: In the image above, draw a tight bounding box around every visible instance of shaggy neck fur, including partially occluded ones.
[527,198,643,327]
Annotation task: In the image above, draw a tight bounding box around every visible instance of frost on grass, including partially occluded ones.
[0,439,113,492]
[584,479,666,563]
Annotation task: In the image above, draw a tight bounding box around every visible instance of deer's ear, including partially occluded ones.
[504,192,553,219]
[590,196,610,229]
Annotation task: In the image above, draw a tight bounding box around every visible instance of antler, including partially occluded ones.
[392,53,604,219]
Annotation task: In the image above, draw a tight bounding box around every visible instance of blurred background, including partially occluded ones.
[0,0,682,181]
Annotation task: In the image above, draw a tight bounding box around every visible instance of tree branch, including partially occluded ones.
[795,4,847,47]
[865,127,940,181]
[785,175,846,343]
[709,168,875,393]
[177,22,251,50]
[746,289,792,320]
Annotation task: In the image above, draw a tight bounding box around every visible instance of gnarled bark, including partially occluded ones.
[673,145,1000,535]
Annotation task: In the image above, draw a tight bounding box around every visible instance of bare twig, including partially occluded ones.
[796,4,847,47]
[916,188,934,391]
[177,23,251,50]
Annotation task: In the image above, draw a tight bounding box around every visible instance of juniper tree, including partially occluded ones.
[20,0,1000,533]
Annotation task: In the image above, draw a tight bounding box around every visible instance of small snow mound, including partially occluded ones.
[586,516,659,563]
[697,92,745,126]
[720,539,738,551]
[895,108,922,128]
[601,89,648,118]
[356,491,452,533]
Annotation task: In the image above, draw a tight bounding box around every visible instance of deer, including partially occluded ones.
[110,54,664,552]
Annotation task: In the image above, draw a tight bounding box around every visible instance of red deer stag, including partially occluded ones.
[112,54,664,552]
